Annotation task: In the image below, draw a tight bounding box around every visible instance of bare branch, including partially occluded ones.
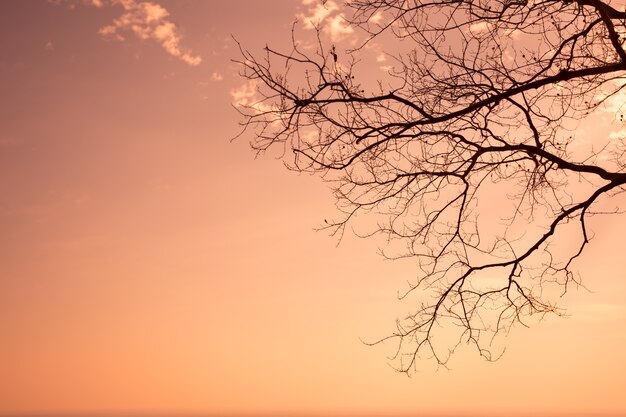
[235,0,626,372]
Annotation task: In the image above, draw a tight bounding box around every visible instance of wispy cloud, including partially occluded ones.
[324,14,354,42]
[100,0,201,66]
[297,0,339,29]
[57,0,202,66]
[608,129,626,141]
[297,0,355,43]
[594,79,626,116]
[467,21,492,34]
[231,80,283,120]
[231,80,262,109]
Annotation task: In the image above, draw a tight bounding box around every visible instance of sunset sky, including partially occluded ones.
[1,1,626,416]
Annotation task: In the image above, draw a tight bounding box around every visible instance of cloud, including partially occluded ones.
[324,14,354,42]
[597,90,626,115]
[297,0,355,43]
[297,0,339,30]
[211,72,224,81]
[75,0,202,65]
[369,12,383,25]
[230,80,261,108]
[608,129,626,141]
[593,79,626,117]
[467,21,492,34]
[230,80,282,119]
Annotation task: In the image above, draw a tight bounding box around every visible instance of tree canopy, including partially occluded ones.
[235,0,626,372]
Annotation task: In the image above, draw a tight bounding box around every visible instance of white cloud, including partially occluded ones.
[211,72,224,81]
[231,81,288,124]
[369,12,383,25]
[591,79,626,118]
[324,14,354,42]
[296,0,357,45]
[596,89,626,115]
[297,0,339,30]
[69,0,202,66]
[608,129,626,141]
[467,21,491,34]
[230,80,261,108]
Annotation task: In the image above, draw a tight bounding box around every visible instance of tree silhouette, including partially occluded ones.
[235,0,626,372]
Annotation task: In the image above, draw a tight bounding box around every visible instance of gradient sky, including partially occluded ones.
[1,1,626,416]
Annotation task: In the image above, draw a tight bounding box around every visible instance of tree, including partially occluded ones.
[235,0,626,372]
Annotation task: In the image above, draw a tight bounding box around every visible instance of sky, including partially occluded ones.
[0,1,626,416]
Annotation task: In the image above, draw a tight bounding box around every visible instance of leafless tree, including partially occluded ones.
[235,0,626,372]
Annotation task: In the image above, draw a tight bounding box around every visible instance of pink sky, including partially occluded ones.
[0,1,625,416]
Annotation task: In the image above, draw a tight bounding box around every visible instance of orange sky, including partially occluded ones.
[0,1,625,416]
